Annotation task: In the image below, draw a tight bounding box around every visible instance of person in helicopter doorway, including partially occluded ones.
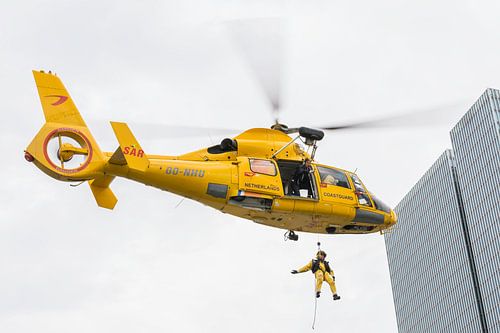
[289,158,313,197]
[291,250,341,300]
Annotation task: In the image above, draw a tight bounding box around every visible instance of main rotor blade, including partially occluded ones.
[90,120,241,139]
[318,102,466,131]
[131,123,241,138]
[227,18,284,123]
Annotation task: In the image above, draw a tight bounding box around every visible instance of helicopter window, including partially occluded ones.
[350,174,366,193]
[317,166,350,189]
[356,193,373,207]
[371,194,391,213]
[350,175,372,206]
[249,159,277,176]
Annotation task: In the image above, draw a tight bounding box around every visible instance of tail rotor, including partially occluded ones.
[45,128,92,173]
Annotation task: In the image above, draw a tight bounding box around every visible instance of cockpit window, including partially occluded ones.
[357,193,372,206]
[350,174,372,207]
[350,174,366,193]
[371,194,391,213]
[317,166,350,189]
[249,159,277,176]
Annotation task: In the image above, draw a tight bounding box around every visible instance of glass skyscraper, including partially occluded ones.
[450,88,500,333]
[385,89,500,333]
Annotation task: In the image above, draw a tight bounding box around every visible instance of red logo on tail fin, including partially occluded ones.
[45,95,68,106]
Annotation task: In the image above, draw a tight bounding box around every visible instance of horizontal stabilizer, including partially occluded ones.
[110,122,149,171]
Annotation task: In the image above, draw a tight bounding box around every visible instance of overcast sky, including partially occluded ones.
[2,0,500,332]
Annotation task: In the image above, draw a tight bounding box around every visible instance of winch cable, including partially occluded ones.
[312,288,318,330]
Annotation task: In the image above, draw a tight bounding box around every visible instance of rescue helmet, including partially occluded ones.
[316,250,327,258]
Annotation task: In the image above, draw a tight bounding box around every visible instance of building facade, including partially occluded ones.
[385,151,483,332]
[450,89,500,333]
[385,89,500,333]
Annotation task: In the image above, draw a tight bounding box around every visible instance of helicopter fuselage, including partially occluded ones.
[100,128,397,235]
[26,70,397,236]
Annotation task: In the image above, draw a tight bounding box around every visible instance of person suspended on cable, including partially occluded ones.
[291,250,341,300]
[289,158,313,197]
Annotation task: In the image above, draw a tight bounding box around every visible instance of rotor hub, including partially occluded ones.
[270,123,289,133]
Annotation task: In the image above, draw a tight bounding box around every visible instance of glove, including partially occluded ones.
[291,270,298,274]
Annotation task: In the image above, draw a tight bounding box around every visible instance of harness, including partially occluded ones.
[311,259,332,274]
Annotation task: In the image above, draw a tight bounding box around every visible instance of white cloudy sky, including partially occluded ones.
[1,0,500,332]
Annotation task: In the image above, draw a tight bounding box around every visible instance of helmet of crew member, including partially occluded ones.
[316,250,327,258]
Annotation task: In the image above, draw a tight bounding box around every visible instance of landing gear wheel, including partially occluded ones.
[284,230,299,241]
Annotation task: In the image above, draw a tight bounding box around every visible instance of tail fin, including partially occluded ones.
[25,70,117,210]
[109,122,150,172]
[33,70,87,127]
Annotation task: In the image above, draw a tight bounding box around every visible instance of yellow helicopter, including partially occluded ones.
[25,70,397,240]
